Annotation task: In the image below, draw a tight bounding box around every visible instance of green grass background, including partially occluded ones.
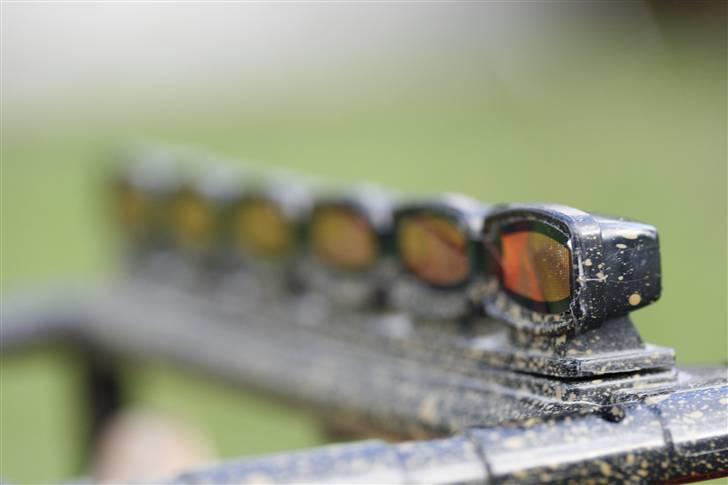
[2,38,726,482]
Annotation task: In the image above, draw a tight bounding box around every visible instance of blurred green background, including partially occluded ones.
[2,3,726,483]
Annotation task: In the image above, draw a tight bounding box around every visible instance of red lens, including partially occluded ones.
[500,227,571,312]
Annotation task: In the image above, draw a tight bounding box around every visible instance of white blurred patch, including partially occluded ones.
[2,3,662,113]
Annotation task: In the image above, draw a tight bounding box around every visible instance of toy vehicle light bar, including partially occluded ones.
[110,145,671,378]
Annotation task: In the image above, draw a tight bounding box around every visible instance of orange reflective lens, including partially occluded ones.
[236,198,291,259]
[398,214,470,286]
[173,192,213,248]
[311,206,378,271]
[500,226,571,313]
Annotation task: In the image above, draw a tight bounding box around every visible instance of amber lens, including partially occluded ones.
[311,206,377,271]
[236,198,291,259]
[115,183,146,232]
[501,229,571,311]
[173,191,213,248]
[398,214,470,286]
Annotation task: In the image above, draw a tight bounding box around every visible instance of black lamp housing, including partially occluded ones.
[227,174,313,272]
[170,163,247,266]
[482,204,662,335]
[301,186,396,309]
[111,147,182,256]
[391,194,491,320]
